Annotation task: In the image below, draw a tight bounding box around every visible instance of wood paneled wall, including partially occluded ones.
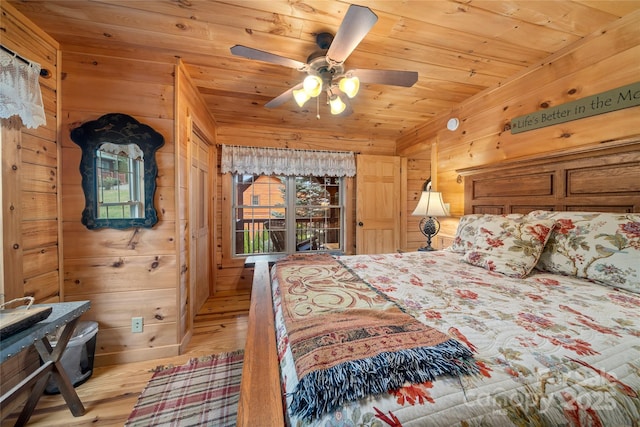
[57,56,218,365]
[59,49,179,365]
[397,10,640,218]
[1,2,60,305]
[215,126,396,156]
[1,2,61,415]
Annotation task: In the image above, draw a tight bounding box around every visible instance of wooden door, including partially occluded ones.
[356,154,401,254]
[189,128,212,318]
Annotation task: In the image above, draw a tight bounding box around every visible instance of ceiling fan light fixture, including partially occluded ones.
[339,76,360,98]
[230,4,418,115]
[293,88,311,107]
[329,93,346,115]
[303,75,323,97]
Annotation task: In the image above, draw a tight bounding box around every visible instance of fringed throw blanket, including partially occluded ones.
[275,253,477,420]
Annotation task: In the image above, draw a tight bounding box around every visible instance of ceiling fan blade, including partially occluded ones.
[230,45,306,70]
[264,83,302,109]
[326,5,378,64]
[350,69,419,87]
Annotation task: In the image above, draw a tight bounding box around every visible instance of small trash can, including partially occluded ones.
[44,320,99,394]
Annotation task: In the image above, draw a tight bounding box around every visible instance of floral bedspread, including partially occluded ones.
[271,251,640,427]
[273,253,475,420]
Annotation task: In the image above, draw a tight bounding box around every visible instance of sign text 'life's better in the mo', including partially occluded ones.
[510,81,640,134]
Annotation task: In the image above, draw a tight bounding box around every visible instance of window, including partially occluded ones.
[232,174,344,256]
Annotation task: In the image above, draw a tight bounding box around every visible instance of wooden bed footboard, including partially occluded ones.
[237,260,284,426]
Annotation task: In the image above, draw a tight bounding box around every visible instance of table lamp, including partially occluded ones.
[411,182,448,251]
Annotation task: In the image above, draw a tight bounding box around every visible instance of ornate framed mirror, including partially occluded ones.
[70,113,164,229]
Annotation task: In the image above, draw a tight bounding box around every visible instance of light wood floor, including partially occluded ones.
[2,291,250,427]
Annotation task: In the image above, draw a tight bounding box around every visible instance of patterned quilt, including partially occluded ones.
[271,251,640,426]
[274,253,476,420]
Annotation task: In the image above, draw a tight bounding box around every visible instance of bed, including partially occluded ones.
[237,141,640,426]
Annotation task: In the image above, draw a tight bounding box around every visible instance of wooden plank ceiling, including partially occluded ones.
[9,0,640,143]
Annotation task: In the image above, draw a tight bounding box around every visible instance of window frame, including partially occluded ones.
[229,174,346,258]
[221,174,354,269]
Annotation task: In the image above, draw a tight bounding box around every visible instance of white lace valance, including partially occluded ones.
[99,142,144,160]
[221,145,356,177]
[0,47,46,129]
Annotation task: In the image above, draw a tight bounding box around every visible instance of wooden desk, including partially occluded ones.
[0,301,91,426]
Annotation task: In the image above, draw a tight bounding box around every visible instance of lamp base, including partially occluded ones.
[418,216,440,253]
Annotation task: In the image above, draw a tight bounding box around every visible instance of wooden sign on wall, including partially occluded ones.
[510,81,640,134]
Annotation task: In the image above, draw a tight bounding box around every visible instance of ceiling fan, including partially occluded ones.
[230,4,418,117]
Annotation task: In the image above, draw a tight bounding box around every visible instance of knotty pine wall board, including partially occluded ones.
[397,10,640,217]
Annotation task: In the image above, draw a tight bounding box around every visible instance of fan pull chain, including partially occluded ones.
[316,95,320,120]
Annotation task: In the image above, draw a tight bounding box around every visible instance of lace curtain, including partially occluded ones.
[0,47,47,129]
[100,142,144,160]
[221,145,356,177]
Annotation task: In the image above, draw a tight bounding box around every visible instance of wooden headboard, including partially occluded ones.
[457,139,640,215]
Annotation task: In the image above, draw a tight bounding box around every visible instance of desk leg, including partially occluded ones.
[49,360,86,416]
[0,361,53,426]
[14,372,51,426]
[31,317,87,418]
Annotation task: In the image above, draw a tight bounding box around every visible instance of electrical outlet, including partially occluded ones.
[132,317,143,333]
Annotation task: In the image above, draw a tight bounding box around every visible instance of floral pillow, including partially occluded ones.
[526,210,640,293]
[461,218,556,278]
[448,213,525,254]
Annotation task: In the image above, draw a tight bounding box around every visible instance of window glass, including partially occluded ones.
[232,174,343,255]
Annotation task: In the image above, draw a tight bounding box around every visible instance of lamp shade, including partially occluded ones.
[302,75,323,98]
[339,76,360,98]
[329,94,346,115]
[293,88,311,107]
[411,191,448,217]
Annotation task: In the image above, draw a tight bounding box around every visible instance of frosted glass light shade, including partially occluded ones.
[293,88,311,107]
[339,76,360,98]
[303,75,323,97]
[411,191,448,217]
[329,94,346,115]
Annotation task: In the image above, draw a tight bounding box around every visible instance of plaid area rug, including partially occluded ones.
[125,350,243,427]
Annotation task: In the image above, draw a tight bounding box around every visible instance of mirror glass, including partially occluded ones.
[96,143,145,219]
[71,113,164,229]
